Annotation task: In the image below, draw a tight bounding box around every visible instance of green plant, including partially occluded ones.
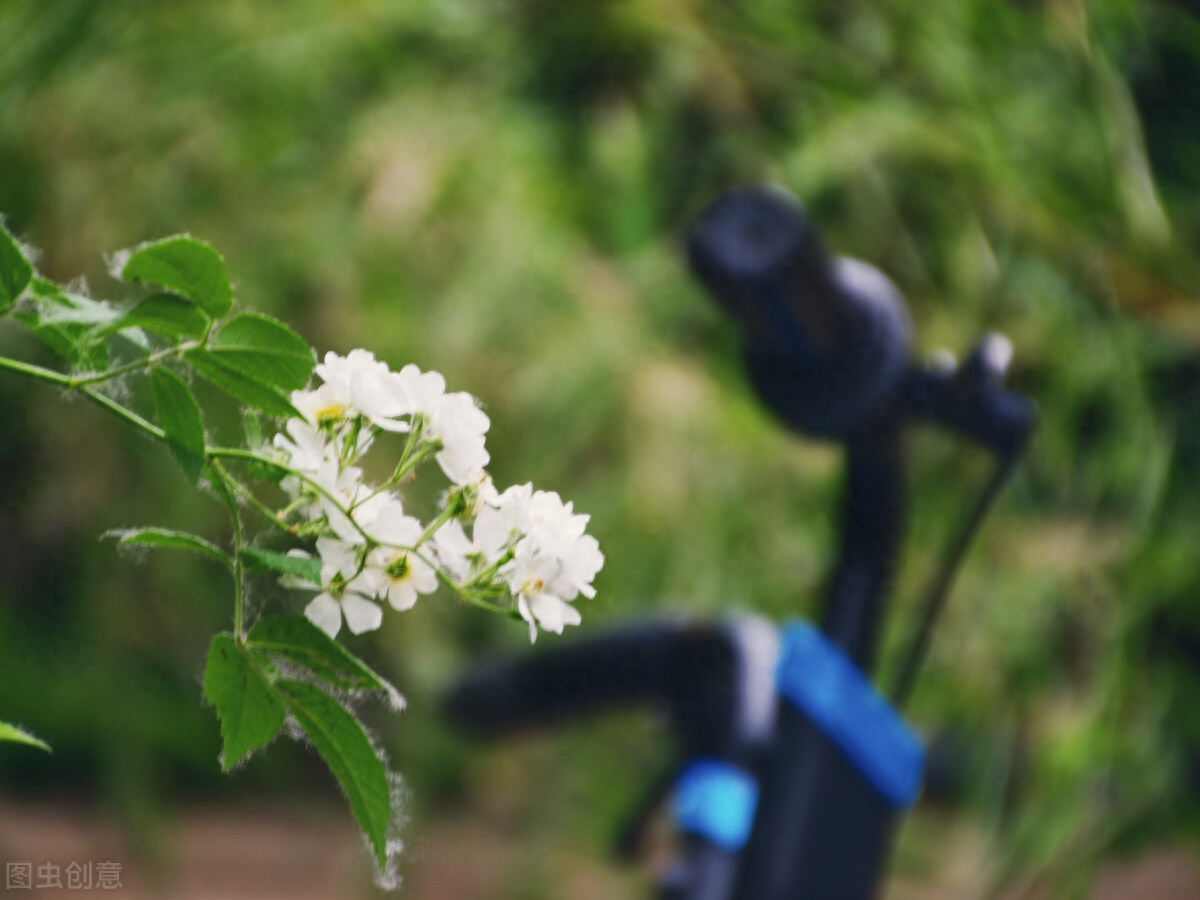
[0,219,602,886]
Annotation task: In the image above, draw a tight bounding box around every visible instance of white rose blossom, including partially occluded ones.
[269,353,602,642]
[283,539,384,639]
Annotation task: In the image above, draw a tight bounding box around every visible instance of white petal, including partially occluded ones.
[368,501,422,546]
[529,593,582,635]
[517,595,537,643]
[342,594,384,634]
[411,557,440,594]
[347,567,385,600]
[385,581,419,612]
[306,593,343,638]
[372,416,411,433]
[322,499,365,544]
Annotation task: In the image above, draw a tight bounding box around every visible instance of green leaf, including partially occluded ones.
[110,292,208,340]
[120,235,232,318]
[15,289,121,370]
[151,367,207,485]
[274,679,391,868]
[0,721,51,753]
[243,410,263,448]
[15,317,109,370]
[248,616,396,694]
[207,313,315,391]
[29,277,73,307]
[203,634,287,771]
[0,221,33,311]
[241,548,321,584]
[115,527,233,570]
[185,348,301,418]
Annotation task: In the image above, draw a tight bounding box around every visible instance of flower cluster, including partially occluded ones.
[271,351,603,642]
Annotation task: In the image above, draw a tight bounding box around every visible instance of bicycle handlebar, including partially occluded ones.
[688,187,912,440]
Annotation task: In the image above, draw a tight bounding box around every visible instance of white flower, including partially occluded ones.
[390,364,490,484]
[390,364,447,417]
[308,461,368,543]
[283,539,383,639]
[293,350,411,433]
[466,484,605,642]
[432,517,506,583]
[265,347,602,645]
[273,419,334,475]
[509,546,583,643]
[356,499,439,611]
[534,531,604,602]
[473,483,533,554]
[458,471,499,519]
[316,349,411,432]
[430,392,490,484]
[361,546,439,611]
[291,383,353,429]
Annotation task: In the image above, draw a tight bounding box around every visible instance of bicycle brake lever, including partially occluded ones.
[901,333,1037,460]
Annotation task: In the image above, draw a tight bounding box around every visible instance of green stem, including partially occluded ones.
[68,342,197,388]
[0,355,71,387]
[0,355,167,441]
[214,460,294,537]
[207,447,374,545]
[471,547,516,587]
[211,461,247,641]
[395,441,438,482]
[81,388,166,440]
[459,591,522,619]
[416,503,456,547]
[354,434,436,510]
[276,495,309,520]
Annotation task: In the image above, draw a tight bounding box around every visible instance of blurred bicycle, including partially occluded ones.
[446,185,1036,900]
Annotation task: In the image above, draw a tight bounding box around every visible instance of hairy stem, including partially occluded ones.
[68,342,199,388]
[209,461,247,640]
[207,447,374,545]
[0,355,168,441]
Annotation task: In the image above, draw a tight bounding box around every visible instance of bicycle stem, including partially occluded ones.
[730,423,905,900]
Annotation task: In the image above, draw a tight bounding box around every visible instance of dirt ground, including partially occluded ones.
[0,802,1197,899]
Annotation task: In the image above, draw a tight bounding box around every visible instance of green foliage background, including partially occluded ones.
[1,0,1200,894]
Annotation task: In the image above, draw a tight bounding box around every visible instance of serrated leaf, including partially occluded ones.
[203,634,287,771]
[151,367,207,485]
[248,616,395,693]
[185,348,300,418]
[116,527,233,570]
[0,721,51,753]
[207,313,315,391]
[109,292,208,340]
[121,235,232,318]
[0,221,33,311]
[274,679,390,868]
[241,548,321,584]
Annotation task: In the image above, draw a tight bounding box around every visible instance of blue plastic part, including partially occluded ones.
[776,621,925,807]
[672,759,760,851]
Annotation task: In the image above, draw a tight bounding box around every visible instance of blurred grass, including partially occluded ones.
[1,0,1199,894]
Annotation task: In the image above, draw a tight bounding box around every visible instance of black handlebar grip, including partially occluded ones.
[444,618,776,758]
[444,624,739,758]
[688,186,912,439]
